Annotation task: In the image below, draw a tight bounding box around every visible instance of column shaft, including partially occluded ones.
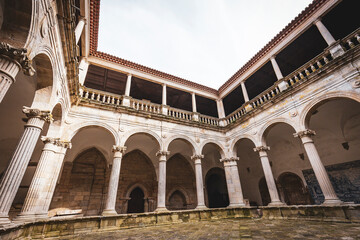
[270,56,283,80]
[240,82,250,102]
[192,156,206,209]
[162,84,167,105]
[75,18,86,44]
[216,99,225,118]
[315,20,335,45]
[192,93,197,112]
[301,136,341,204]
[0,115,47,225]
[0,56,20,102]
[155,151,169,211]
[103,146,125,215]
[125,74,132,96]
[221,158,245,207]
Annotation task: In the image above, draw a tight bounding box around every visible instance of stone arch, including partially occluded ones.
[166,187,191,210]
[230,135,258,156]
[65,121,119,145]
[125,183,149,199]
[258,118,299,146]
[299,91,360,130]
[199,140,225,158]
[277,172,312,205]
[164,134,197,154]
[121,128,161,149]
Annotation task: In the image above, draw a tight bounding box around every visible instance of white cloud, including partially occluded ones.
[98,0,313,89]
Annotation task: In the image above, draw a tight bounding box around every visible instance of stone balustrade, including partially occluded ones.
[77,28,359,129]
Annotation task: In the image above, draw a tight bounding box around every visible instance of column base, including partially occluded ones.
[102,209,118,216]
[154,207,168,212]
[195,205,208,210]
[0,216,12,227]
[13,213,37,223]
[268,201,286,206]
[227,203,246,208]
[322,198,343,206]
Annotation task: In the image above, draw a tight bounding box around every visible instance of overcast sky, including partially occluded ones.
[98,0,313,89]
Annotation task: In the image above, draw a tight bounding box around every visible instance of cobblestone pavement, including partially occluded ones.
[62,219,360,240]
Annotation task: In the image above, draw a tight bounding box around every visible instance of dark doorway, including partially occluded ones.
[278,172,312,205]
[168,190,187,210]
[127,187,145,213]
[205,168,229,208]
[259,177,271,206]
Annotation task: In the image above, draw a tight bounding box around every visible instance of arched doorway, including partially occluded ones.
[205,168,229,208]
[127,187,145,213]
[168,190,187,210]
[258,177,271,206]
[278,172,312,205]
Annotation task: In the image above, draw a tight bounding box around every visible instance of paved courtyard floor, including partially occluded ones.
[62,219,360,240]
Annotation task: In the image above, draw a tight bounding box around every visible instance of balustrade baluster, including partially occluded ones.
[116,98,120,105]
[356,34,360,43]
[317,61,322,68]
[96,94,100,101]
[347,39,355,48]
[323,56,329,64]
[294,75,299,82]
[299,72,305,79]
[305,68,310,76]
[311,65,316,72]
[111,97,115,104]
[107,96,111,104]
[85,91,89,99]
[102,95,106,103]
[91,92,95,100]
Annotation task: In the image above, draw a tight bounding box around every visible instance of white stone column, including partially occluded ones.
[240,82,250,102]
[270,56,283,80]
[294,130,342,205]
[0,42,34,103]
[155,150,170,212]
[0,107,52,225]
[192,92,197,112]
[102,146,127,215]
[191,155,206,209]
[254,146,284,206]
[314,19,344,58]
[220,157,245,207]
[125,74,132,96]
[216,99,225,118]
[16,138,71,221]
[75,18,86,44]
[161,84,168,115]
[122,74,132,107]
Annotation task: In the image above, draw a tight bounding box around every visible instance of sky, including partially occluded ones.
[98,0,313,89]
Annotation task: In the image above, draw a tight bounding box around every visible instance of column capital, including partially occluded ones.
[112,145,127,154]
[191,154,204,161]
[220,157,239,163]
[0,42,35,76]
[22,107,53,123]
[253,146,270,152]
[293,129,316,138]
[156,150,170,157]
[41,136,72,149]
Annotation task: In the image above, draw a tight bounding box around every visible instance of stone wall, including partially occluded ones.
[303,160,360,204]
[50,148,110,216]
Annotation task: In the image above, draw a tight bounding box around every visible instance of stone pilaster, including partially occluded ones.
[0,42,35,103]
[155,150,170,212]
[102,146,127,216]
[253,146,284,206]
[220,157,245,207]
[294,129,342,205]
[191,154,207,209]
[16,137,71,221]
[0,107,52,225]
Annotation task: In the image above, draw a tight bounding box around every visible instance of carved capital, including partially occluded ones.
[0,42,35,76]
[220,157,239,163]
[22,106,53,123]
[112,145,127,154]
[293,129,316,138]
[191,154,204,161]
[253,146,270,152]
[41,136,72,149]
[156,150,170,157]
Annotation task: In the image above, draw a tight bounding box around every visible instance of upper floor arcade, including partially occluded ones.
[71,0,360,130]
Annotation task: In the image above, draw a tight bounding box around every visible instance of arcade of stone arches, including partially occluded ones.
[1,51,359,220]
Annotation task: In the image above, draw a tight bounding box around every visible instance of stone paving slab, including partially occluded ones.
[60,219,360,240]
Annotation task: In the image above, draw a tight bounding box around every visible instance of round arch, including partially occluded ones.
[258,118,299,146]
[164,134,197,154]
[64,121,119,145]
[299,91,360,129]
[199,140,226,158]
[120,128,161,149]
[230,135,258,156]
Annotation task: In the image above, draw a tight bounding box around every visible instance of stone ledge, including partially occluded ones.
[1,205,359,239]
